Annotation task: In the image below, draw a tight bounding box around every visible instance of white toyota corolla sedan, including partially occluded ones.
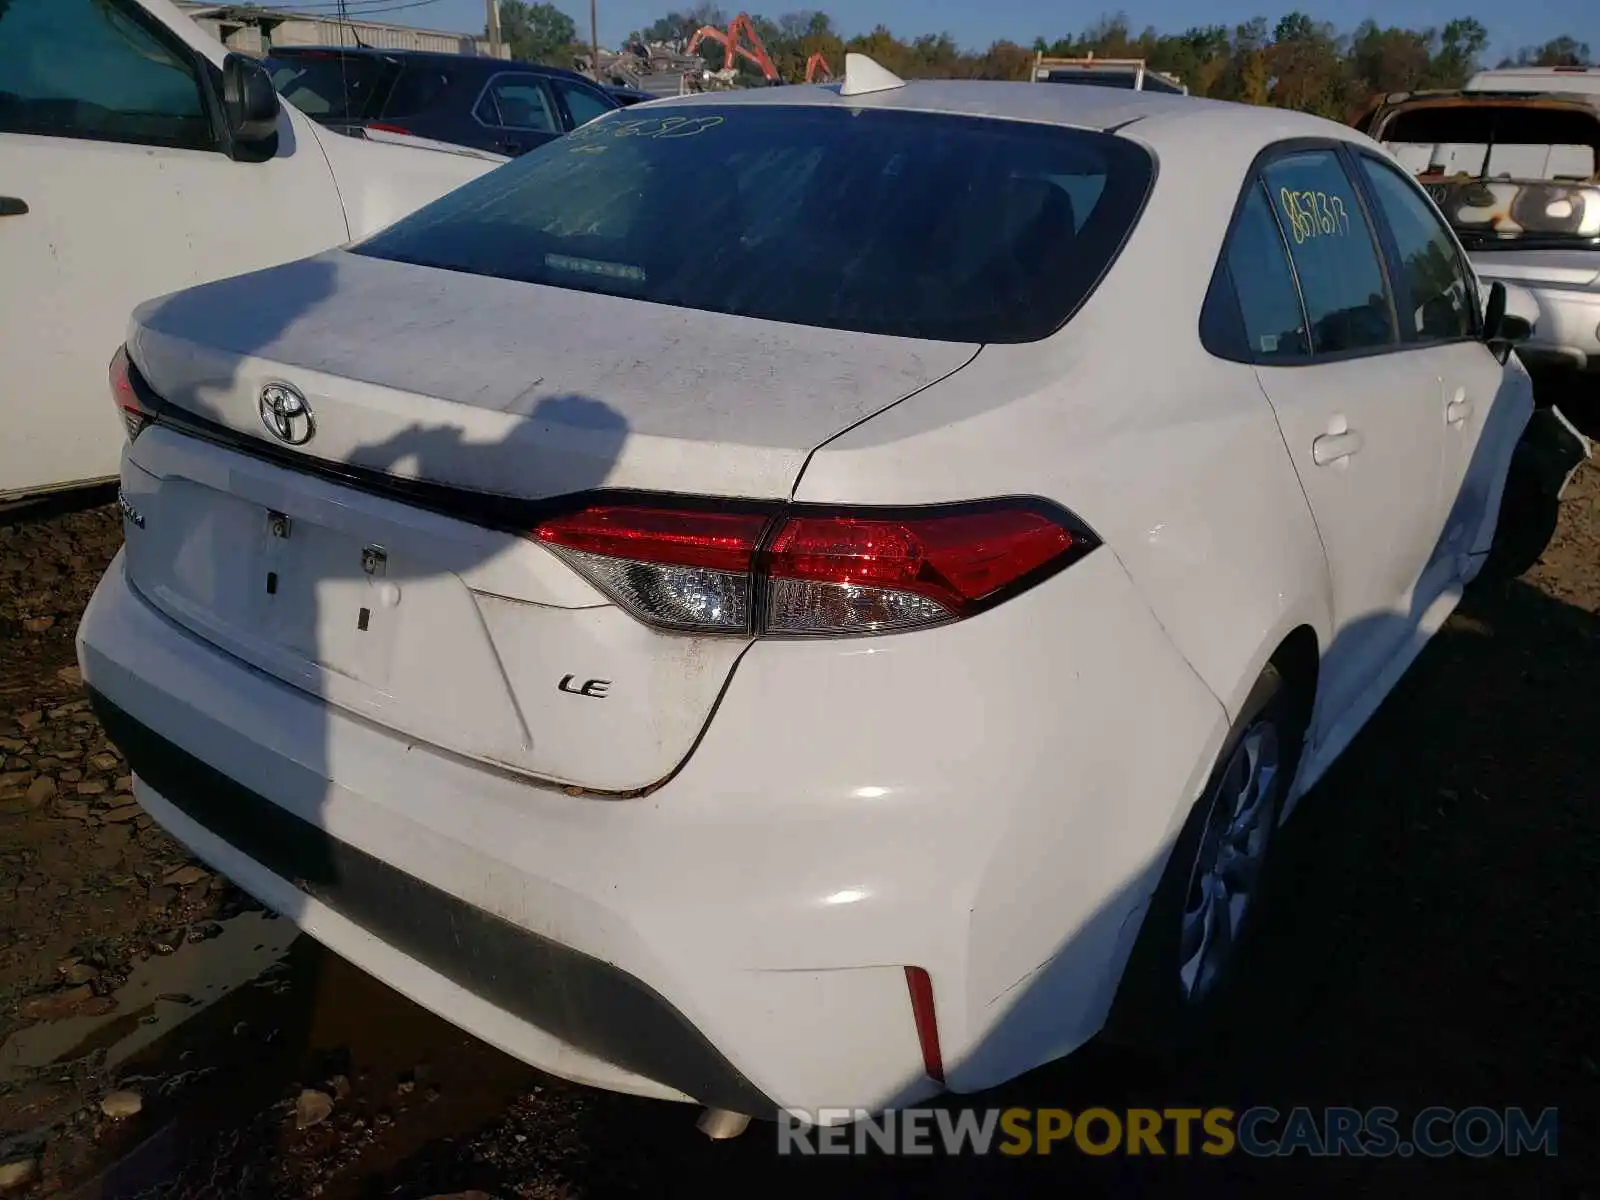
[78,57,1534,1127]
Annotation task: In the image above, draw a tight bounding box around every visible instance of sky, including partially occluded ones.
[397,0,1594,63]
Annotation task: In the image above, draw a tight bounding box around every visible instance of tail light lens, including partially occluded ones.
[765,508,1079,634]
[365,122,414,136]
[110,345,154,442]
[531,499,1097,638]
[533,506,771,633]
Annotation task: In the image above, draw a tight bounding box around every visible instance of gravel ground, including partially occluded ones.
[1,448,1597,1197]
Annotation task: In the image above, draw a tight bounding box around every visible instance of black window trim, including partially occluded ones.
[1204,135,1414,368]
[471,70,560,134]
[1342,145,1485,346]
[0,0,222,154]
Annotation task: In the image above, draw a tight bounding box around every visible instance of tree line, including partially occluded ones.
[494,1,1594,122]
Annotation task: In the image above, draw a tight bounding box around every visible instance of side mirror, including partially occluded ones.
[1482,279,1507,342]
[222,53,280,151]
[1498,313,1534,343]
[1482,280,1536,363]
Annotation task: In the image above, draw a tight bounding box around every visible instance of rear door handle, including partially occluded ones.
[0,196,28,217]
[1312,429,1364,466]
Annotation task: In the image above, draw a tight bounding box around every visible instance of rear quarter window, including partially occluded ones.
[267,53,396,120]
[349,106,1155,343]
[383,63,465,118]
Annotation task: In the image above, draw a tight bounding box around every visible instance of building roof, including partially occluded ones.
[176,2,485,43]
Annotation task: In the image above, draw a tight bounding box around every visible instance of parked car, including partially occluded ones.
[266,47,622,156]
[1357,85,1600,389]
[81,57,1537,1130]
[0,0,503,504]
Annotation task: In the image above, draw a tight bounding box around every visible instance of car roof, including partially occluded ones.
[640,78,1363,145]
[269,45,591,82]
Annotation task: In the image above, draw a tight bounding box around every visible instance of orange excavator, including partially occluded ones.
[804,51,834,83]
[686,13,833,85]
[687,13,779,82]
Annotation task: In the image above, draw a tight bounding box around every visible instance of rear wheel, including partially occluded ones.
[1108,663,1306,1048]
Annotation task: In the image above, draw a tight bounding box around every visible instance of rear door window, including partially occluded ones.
[382,63,462,119]
[1261,150,1396,356]
[1354,154,1477,343]
[552,78,614,128]
[351,106,1155,343]
[477,74,558,133]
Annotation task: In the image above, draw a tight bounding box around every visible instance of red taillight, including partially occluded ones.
[904,966,945,1084]
[535,506,768,573]
[529,500,1094,638]
[765,508,1079,635]
[366,122,414,136]
[110,345,152,442]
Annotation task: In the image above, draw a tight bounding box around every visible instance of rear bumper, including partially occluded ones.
[90,688,770,1115]
[78,544,1226,1114]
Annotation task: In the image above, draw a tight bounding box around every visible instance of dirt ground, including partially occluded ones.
[2,442,1598,1197]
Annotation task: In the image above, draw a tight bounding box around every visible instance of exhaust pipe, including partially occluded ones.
[696,1108,751,1139]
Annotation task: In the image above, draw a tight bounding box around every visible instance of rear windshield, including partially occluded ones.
[1380,104,1600,181]
[267,52,397,121]
[349,105,1154,342]
[1378,101,1600,249]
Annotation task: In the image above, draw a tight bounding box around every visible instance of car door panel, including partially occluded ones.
[0,0,345,500]
[1348,150,1530,569]
[0,134,200,497]
[1228,148,1453,740]
[1256,355,1450,730]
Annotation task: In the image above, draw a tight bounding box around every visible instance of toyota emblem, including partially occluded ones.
[259,383,315,445]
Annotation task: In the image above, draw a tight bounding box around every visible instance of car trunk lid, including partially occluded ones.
[129,251,974,499]
[120,252,977,792]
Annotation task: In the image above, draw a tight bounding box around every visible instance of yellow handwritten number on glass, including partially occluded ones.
[1279,188,1351,243]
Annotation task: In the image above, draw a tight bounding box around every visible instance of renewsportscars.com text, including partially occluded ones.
[776,1105,1559,1158]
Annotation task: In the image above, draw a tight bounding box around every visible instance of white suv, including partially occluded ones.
[0,0,501,503]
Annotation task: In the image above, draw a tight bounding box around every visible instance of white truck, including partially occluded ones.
[1466,64,1600,97]
[0,0,504,502]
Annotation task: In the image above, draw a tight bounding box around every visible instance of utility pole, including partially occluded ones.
[590,0,602,82]
[486,0,502,58]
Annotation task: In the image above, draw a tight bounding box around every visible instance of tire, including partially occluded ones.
[1105,662,1308,1053]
